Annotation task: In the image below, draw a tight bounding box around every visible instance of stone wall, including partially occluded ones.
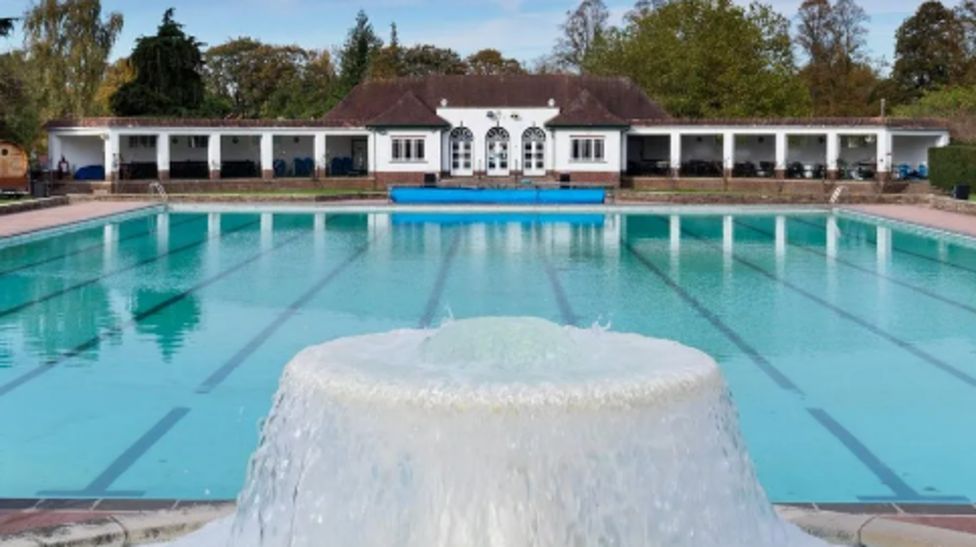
[627,177,931,197]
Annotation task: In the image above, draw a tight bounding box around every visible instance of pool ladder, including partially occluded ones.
[829,185,847,205]
[148,180,168,202]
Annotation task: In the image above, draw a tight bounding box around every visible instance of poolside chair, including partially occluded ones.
[273,159,287,178]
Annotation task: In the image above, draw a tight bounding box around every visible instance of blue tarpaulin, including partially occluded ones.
[389,187,605,205]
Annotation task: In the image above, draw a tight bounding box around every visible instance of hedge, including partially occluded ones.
[929,145,976,191]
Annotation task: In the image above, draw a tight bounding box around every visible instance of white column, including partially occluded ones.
[156,132,170,180]
[876,129,890,176]
[826,132,840,174]
[260,133,274,179]
[207,133,221,180]
[722,132,735,176]
[775,132,787,174]
[669,132,681,177]
[48,134,62,171]
[104,132,120,182]
[314,133,327,179]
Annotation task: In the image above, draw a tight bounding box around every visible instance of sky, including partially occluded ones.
[0,0,964,67]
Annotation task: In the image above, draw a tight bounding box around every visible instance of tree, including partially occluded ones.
[0,17,15,37]
[111,9,205,116]
[584,0,810,118]
[399,45,466,77]
[553,0,609,71]
[0,51,40,147]
[891,1,968,102]
[204,39,335,119]
[794,0,879,116]
[894,86,976,142]
[22,0,123,119]
[93,57,134,115]
[465,49,524,75]
[336,10,382,97]
[369,23,403,80]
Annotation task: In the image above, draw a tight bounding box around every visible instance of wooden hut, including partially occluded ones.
[0,140,29,193]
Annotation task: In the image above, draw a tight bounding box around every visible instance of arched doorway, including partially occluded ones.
[522,127,546,176]
[486,127,510,176]
[449,127,474,176]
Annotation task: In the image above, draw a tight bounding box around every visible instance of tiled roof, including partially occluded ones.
[546,89,628,127]
[365,91,450,127]
[629,117,949,129]
[323,74,671,127]
[44,117,341,129]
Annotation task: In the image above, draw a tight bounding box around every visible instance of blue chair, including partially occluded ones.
[74,165,106,181]
[917,163,929,179]
[273,159,287,177]
[897,163,912,180]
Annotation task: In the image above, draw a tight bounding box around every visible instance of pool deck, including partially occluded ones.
[844,204,976,239]
[0,201,155,240]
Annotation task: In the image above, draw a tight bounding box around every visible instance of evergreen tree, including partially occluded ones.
[336,10,382,97]
[111,9,205,116]
[891,1,968,102]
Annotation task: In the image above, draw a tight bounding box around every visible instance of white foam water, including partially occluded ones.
[165,317,826,547]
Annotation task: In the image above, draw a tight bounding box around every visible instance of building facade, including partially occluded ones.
[45,75,951,190]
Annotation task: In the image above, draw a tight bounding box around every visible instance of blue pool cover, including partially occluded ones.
[389,187,605,205]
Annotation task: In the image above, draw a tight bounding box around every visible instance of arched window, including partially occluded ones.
[486,127,510,174]
[522,127,546,175]
[449,127,474,175]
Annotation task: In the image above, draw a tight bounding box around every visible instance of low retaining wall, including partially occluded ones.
[930,195,976,216]
[113,178,378,193]
[627,177,932,196]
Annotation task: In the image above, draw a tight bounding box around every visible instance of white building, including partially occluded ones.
[45,74,950,191]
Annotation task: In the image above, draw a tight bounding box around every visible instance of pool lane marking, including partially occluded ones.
[417,230,462,328]
[0,228,310,398]
[196,237,378,394]
[0,217,261,320]
[37,407,189,498]
[675,221,976,390]
[623,241,803,394]
[0,214,205,278]
[542,255,580,326]
[792,216,976,277]
[807,408,967,502]
[735,219,976,318]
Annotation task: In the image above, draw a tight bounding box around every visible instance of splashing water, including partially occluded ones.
[166,317,826,547]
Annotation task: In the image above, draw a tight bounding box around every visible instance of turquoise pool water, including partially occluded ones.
[1,207,974,503]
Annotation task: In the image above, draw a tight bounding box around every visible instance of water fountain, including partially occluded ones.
[167,317,826,546]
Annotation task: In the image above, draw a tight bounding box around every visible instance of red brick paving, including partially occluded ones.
[892,515,976,535]
[0,510,101,536]
[0,201,154,239]
[846,204,976,238]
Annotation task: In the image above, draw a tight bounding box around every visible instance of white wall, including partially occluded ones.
[220,135,260,162]
[59,135,104,172]
[838,135,876,165]
[626,135,669,161]
[552,129,622,173]
[273,135,314,161]
[436,107,559,173]
[733,134,775,163]
[374,129,441,173]
[892,134,941,167]
[170,135,209,162]
[119,135,157,163]
[786,134,826,164]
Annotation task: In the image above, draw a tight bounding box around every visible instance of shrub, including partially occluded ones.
[929,145,976,191]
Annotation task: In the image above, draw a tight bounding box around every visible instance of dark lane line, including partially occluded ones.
[0,214,204,278]
[417,230,462,328]
[195,237,377,394]
[0,218,260,320]
[542,255,580,326]
[37,407,190,497]
[735,219,976,317]
[675,220,976,389]
[0,228,309,398]
[793,216,976,276]
[623,241,803,393]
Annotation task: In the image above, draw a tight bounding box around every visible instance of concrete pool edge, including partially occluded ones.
[3,503,976,546]
[0,203,164,250]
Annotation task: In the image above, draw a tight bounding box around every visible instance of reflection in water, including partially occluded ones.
[133,289,203,362]
[157,213,169,254]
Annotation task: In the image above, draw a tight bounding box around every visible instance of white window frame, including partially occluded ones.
[391,136,426,163]
[570,136,606,163]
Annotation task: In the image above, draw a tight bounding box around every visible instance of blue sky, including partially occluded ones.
[0,0,961,67]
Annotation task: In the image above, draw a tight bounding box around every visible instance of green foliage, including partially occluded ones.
[22,0,123,119]
[204,38,335,118]
[111,9,205,116]
[891,1,969,102]
[554,0,609,71]
[465,49,524,75]
[336,10,382,98]
[894,85,976,143]
[0,52,40,147]
[584,0,810,118]
[0,17,15,36]
[929,145,976,190]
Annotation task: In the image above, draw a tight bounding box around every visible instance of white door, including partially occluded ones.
[522,127,546,176]
[486,127,510,177]
[449,127,473,176]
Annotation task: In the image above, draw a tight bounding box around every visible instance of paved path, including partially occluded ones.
[0,201,154,239]
[845,204,976,238]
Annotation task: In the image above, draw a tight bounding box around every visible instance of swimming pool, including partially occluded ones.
[1,205,974,504]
